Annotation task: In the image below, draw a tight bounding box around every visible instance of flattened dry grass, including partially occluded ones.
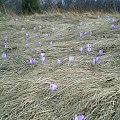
[0,12,120,120]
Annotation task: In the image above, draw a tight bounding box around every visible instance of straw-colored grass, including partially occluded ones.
[0,11,120,120]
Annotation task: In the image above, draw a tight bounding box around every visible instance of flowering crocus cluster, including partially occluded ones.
[87,43,92,53]
[1,53,7,60]
[50,82,57,93]
[92,56,99,65]
[71,113,84,120]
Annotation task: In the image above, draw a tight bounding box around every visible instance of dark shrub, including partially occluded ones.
[22,0,43,14]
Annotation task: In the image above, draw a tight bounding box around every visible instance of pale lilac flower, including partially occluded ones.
[57,32,61,37]
[87,43,92,48]
[106,16,110,20]
[80,21,83,26]
[29,58,36,65]
[49,41,52,45]
[26,37,29,43]
[90,31,93,36]
[4,43,8,49]
[81,41,85,43]
[68,56,75,62]
[38,41,42,45]
[26,32,29,38]
[79,47,83,53]
[56,59,62,64]
[74,115,78,120]
[84,32,87,36]
[71,113,84,120]
[39,25,42,29]
[1,53,7,60]
[50,82,57,93]
[33,27,36,30]
[80,33,83,37]
[44,34,49,38]
[40,52,45,57]
[26,43,29,48]
[78,113,85,120]
[98,15,101,19]
[40,56,46,63]
[111,24,115,29]
[99,50,103,56]
[4,34,8,42]
[112,18,115,22]
[87,47,92,53]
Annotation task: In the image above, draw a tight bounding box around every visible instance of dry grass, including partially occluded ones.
[0,11,120,120]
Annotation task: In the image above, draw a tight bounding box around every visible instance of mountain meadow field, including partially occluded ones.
[0,11,120,120]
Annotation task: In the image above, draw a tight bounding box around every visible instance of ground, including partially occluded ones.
[0,11,120,120]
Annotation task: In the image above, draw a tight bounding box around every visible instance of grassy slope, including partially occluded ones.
[0,12,120,120]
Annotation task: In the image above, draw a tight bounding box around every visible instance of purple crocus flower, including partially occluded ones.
[26,32,29,38]
[29,58,36,65]
[4,43,8,49]
[57,32,61,37]
[56,59,62,64]
[80,33,83,37]
[44,34,49,38]
[87,47,92,53]
[40,56,46,63]
[50,82,57,93]
[87,43,92,48]
[84,32,87,36]
[106,16,110,20]
[4,34,8,42]
[78,113,85,120]
[111,24,115,29]
[68,56,75,62]
[79,47,83,53]
[90,31,93,36]
[80,21,83,26]
[92,56,99,65]
[71,113,85,120]
[26,43,29,48]
[99,50,103,56]
[1,53,7,60]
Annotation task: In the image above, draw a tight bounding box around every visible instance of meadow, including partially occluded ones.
[0,11,120,120]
